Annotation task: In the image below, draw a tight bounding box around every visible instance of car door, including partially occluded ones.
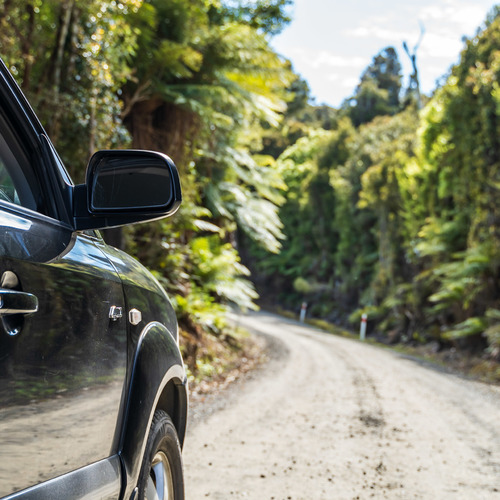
[0,66,127,498]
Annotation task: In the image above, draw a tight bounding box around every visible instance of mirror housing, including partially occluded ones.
[73,150,181,231]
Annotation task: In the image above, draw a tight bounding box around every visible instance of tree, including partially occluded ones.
[407,10,500,353]
[402,23,425,109]
[210,0,292,36]
[347,46,402,126]
[0,0,139,179]
[0,0,299,374]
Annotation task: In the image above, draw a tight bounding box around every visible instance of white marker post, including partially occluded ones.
[300,302,307,323]
[360,313,367,341]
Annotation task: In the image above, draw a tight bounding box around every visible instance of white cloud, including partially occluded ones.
[286,48,368,70]
[309,72,361,105]
[310,52,367,69]
[340,76,361,90]
[272,0,497,107]
[420,32,463,58]
[346,26,409,42]
[344,0,488,47]
[420,4,452,22]
[325,73,359,87]
[419,1,489,37]
[448,5,490,33]
[420,64,454,90]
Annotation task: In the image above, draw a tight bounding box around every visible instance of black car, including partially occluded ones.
[0,58,187,499]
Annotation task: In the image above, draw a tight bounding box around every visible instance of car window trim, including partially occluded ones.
[0,197,73,231]
[0,62,72,223]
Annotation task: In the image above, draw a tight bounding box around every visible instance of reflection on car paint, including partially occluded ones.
[0,208,71,263]
[0,228,126,496]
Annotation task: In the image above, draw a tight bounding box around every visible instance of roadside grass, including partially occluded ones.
[281,310,500,386]
[182,308,500,398]
[181,325,267,396]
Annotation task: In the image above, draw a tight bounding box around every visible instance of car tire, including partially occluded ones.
[137,410,185,500]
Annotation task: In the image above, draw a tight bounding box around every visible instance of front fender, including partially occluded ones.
[119,321,187,499]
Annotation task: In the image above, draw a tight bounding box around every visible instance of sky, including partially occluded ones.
[272,0,499,107]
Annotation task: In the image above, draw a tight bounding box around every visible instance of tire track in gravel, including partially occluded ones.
[183,311,500,500]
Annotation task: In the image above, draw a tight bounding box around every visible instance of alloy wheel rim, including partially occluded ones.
[145,451,174,500]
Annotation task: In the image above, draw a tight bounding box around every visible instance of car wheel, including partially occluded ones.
[137,410,184,500]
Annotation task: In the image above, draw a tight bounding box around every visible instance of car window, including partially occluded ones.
[0,154,19,204]
[0,107,43,213]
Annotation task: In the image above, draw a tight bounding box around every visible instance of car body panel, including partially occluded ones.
[99,242,179,341]
[1,456,121,500]
[0,206,127,496]
[119,323,187,500]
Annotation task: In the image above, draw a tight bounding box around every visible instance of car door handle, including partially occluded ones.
[0,288,38,315]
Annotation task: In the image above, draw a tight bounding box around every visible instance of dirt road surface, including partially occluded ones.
[183,311,500,500]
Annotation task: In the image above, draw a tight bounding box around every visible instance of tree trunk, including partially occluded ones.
[47,0,75,141]
[124,98,199,167]
[20,2,36,91]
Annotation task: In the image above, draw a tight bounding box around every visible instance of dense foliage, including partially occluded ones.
[0,0,294,374]
[254,7,500,360]
[1,0,499,369]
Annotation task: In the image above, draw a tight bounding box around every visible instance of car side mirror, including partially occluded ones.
[73,150,181,230]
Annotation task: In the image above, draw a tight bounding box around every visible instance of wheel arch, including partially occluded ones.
[156,378,188,448]
[119,321,188,499]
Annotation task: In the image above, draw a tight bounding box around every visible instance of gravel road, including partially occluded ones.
[183,311,500,500]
